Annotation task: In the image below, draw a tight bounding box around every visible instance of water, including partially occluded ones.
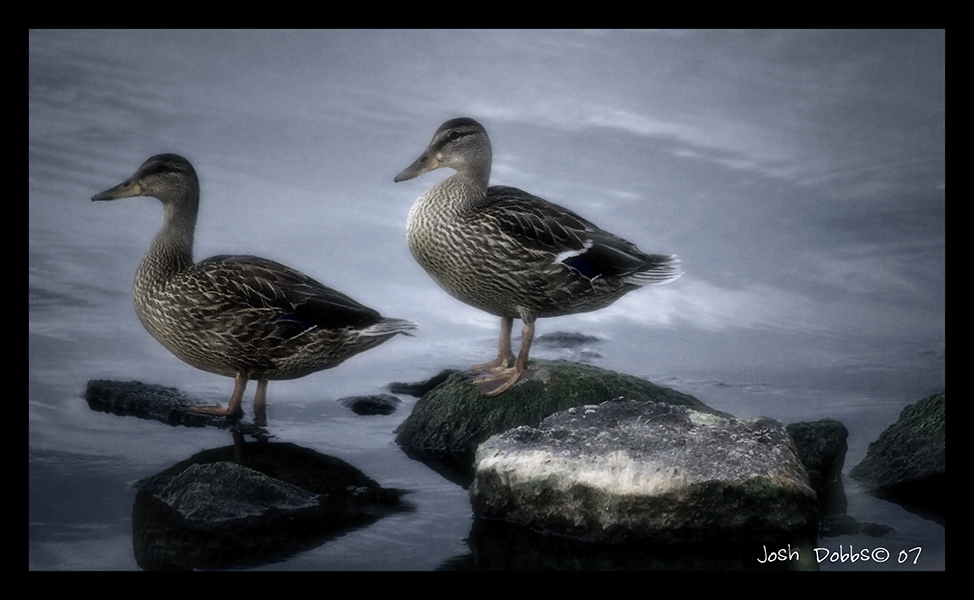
[30,30,944,570]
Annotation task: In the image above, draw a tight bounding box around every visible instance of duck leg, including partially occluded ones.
[465,316,516,374]
[253,379,268,425]
[189,372,247,417]
[472,317,535,396]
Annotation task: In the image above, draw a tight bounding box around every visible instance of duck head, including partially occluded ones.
[394,118,492,183]
[92,153,199,206]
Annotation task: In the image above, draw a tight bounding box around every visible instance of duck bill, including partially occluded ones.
[394,152,441,182]
[91,178,145,202]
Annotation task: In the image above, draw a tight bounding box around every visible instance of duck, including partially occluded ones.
[93,153,415,423]
[394,118,681,396]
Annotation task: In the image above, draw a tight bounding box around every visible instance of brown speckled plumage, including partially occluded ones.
[94,154,415,422]
[395,118,681,396]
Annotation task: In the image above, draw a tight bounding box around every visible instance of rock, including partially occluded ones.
[534,331,604,362]
[470,399,818,545]
[534,331,601,348]
[388,369,459,397]
[786,419,849,516]
[156,462,320,522]
[84,379,265,435]
[338,394,401,415]
[133,441,408,569]
[850,391,945,520]
[395,359,724,485]
[85,379,212,426]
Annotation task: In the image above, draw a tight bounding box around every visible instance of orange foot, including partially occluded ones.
[188,404,241,417]
[470,365,526,397]
[464,354,515,376]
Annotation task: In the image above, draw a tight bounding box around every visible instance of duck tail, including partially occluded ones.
[362,318,419,337]
[627,254,683,286]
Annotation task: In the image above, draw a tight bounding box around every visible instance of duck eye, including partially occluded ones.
[448,131,460,141]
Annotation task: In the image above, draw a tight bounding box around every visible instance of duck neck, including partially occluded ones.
[430,165,491,213]
[461,144,492,195]
[138,191,199,287]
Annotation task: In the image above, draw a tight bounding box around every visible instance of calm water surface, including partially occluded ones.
[29,30,944,570]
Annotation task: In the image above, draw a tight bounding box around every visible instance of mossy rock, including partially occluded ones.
[850,391,945,521]
[395,359,724,485]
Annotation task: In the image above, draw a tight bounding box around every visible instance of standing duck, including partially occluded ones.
[395,118,681,396]
[93,154,415,423]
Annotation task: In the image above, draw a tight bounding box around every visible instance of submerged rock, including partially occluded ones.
[338,394,401,415]
[534,331,604,362]
[156,462,320,522]
[850,391,945,521]
[534,331,601,349]
[470,399,818,545]
[133,441,409,570]
[395,359,723,484]
[85,379,265,436]
[388,369,459,397]
[85,379,213,426]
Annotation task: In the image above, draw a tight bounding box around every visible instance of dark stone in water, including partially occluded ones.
[534,331,604,362]
[338,394,401,415]
[86,379,214,427]
[388,369,459,397]
[133,440,410,570]
[786,419,849,517]
[534,331,601,349]
[156,461,321,522]
[84,379,265,435]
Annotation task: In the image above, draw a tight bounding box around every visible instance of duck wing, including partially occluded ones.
[194,255,383,338]
[473,186,663,281]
